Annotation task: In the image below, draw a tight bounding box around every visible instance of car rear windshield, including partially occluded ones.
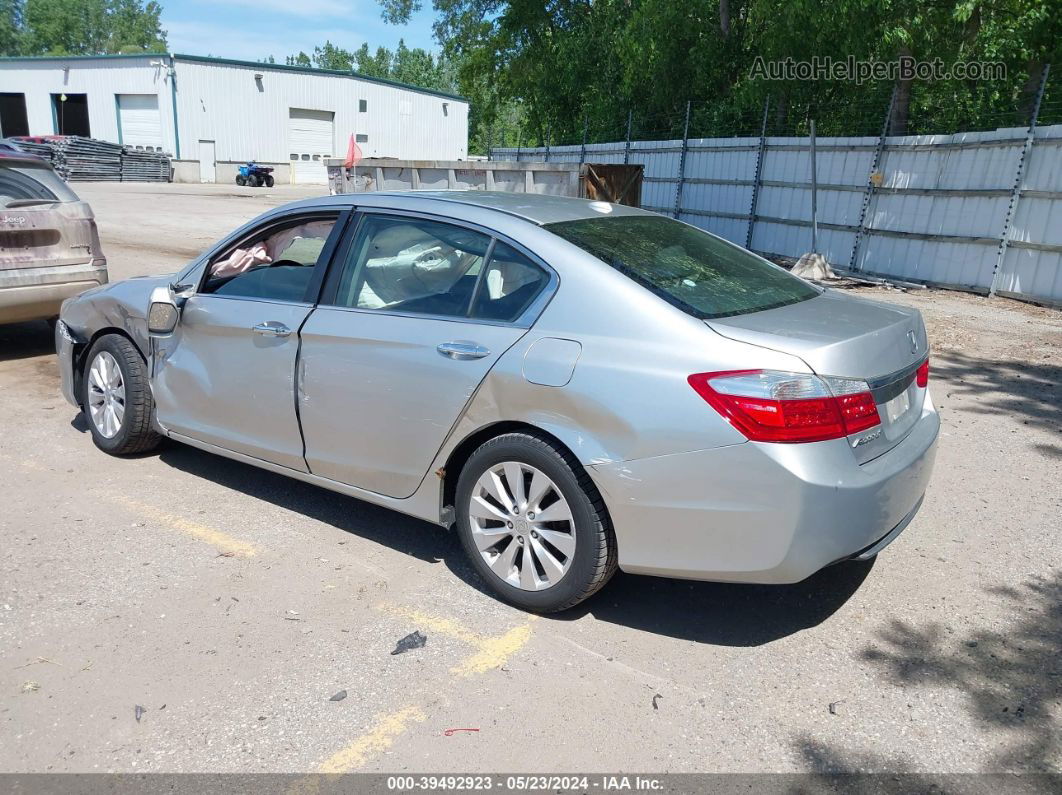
[545,215,819,319]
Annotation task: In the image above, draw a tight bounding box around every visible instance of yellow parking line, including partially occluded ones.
[378,603,537,676]
[107,495,257,557]
[377,604,484,647]
[453,622,534,676]
[318,705,426,774]
[308,604,537,772]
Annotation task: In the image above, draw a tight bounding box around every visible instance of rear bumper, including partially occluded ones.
[0,261,107,324]
[589,395,940,584]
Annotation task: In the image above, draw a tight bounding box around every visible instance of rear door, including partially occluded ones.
[298,212,553,498]
[152,210,346,470]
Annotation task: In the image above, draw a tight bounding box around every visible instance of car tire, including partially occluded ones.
[81,334,162,456]
[454,432,617,613]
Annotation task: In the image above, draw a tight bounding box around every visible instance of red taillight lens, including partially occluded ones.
[688,370,881,444]
[916,357,929,388]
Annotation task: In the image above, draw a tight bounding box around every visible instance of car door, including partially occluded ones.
[298,211,554,498]
[152,210,347,470]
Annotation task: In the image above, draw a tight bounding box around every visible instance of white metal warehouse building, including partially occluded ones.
[0,53,469,184]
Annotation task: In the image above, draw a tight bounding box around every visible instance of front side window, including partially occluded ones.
[202,214,338,301]
[332,215,491,318]
[546,215,818,319]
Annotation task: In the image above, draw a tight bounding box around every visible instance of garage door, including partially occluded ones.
[288,108,334,185]
[117,94,163,150]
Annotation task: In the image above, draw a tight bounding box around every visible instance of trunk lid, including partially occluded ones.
[707,290,929,462]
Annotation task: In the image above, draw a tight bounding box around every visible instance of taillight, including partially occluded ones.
[688,370,881,444]
[916,357,929,388]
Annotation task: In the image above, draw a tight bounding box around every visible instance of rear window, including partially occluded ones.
[545,215,818,319]
[0,162,79,206]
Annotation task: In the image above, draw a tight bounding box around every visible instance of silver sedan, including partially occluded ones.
[55,191,939,612]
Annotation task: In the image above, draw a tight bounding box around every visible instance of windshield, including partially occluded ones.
[545,215,819,319]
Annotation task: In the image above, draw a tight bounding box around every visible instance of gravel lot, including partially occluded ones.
[0,183,1059,775]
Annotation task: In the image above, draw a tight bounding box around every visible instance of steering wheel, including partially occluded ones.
[266,259,304,269]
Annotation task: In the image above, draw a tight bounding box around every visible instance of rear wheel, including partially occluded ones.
[82,334,162,456]
[454,432,617,612]
[264,174,275,187]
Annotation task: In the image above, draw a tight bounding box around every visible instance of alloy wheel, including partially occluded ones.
[87,351,125,439]
[468,461,576,591]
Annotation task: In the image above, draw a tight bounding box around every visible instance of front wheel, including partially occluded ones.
[81,334,162,456]
[247,174,260,187]
[235,175,247,186]
[454,432,617,612]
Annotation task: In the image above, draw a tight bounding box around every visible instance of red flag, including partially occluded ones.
[343,134,363,168]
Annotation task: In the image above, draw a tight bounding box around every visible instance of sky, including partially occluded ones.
[160,0,439,64]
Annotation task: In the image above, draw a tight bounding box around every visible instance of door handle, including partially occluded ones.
[252,321,291,337]
[437,341,491,360]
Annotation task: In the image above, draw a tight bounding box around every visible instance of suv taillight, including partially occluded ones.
[688,370,881,443]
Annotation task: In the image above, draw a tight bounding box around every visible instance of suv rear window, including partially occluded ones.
[545,215,818,319]
[0,162,79,205]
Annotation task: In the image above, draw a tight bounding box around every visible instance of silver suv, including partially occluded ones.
[0,141,107,325]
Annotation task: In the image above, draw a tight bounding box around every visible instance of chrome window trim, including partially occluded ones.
[320,206,559,329]
[187,293,314,309]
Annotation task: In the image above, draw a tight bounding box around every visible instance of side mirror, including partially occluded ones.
[147,286,180,335]
[169,281,196,305]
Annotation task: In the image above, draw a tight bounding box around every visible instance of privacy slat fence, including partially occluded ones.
[492,123,1062,306]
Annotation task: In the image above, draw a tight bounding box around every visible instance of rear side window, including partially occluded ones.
[545,215,818,319]
[332,215,491,318]
[470,241,549,322]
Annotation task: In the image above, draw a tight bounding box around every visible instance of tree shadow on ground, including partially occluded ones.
[0,320,53,362]
[793,572,1061,778]
[931,350,1061,437]
[158,441,873,647]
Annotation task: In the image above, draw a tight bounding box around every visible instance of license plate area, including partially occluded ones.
[884,389,911,423]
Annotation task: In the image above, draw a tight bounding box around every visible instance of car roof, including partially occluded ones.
[291,190,658,226]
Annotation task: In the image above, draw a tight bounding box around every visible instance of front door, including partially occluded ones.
[153,211,343,470]
[299,213,552,498]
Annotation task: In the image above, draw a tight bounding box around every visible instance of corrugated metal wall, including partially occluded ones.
[494,123,1062,305]
[175,59,468,164]
[0,56,177,150]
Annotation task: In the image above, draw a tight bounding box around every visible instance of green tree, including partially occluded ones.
[0,0,25,56]
[7,0,165,56]
[378,0,1058,148]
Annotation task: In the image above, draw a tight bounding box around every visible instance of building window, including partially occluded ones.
[359,99,367,112]
[356,134,368,143]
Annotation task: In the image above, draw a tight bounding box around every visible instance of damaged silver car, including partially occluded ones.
[56,191,938,612]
